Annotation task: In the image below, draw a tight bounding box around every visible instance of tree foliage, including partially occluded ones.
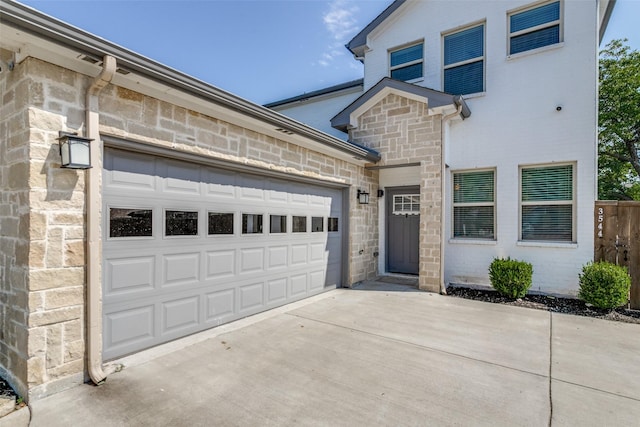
[599,39,640,200]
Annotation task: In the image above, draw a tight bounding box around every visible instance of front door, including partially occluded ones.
[386,187,420,275]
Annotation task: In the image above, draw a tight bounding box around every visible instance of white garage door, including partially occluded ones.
[102,148,343,360]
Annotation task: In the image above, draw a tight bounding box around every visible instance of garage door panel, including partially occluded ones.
[310,270,325,291]
[206,250,236,278]
[205,288,235,323]
[239,282,264,312]
[310,243,326,262]
[204,169,237,198]
[105,151,157,191]
[291,244,308,265]
[240,248,264,273]
[104,305,155,356]
[267,246,288,269]
[162,161,202,194]
[290,274,307,296]
[161,296,200,335]
[105,256,155,296]
[104,148,343,359]
[163,253,200,286]
[267,278,287,304]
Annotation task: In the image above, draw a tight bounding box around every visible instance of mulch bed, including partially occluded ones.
[446,285,640,325]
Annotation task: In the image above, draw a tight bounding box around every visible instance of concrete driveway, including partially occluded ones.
[24,285,640,426]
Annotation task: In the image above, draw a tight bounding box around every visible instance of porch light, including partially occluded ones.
[57,132,93,169]
[357,189,370,205]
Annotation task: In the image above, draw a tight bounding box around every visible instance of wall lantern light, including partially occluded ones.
[356,189,370,205]
[57,132,93,169]
[377,189,384,198]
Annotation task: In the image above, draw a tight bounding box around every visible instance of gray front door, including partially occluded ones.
[386,187,420,275]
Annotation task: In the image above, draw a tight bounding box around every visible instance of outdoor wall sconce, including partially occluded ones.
[377,189,384,198]
[57,131,93,169]
[357,189,370,205]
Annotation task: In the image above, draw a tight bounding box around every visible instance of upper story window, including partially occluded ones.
[509,1,561,55]
[520,163,574,242]
[453,170,495,239]
[389,43,423,82]
[443,24,484,95]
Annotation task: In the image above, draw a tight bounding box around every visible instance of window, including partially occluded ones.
[443,24,484,95]
[311,217,323,232]
[453,171,495,239]
[393,194,420,215]
[166,210,198,236]
[109,208,152,238]
[390,43,423,81]
[520,164,574,242]
[328,217,339,232]
[270,215,287,233]
[509,1,561,55]
[242,213,263,234]
[208,212,233,235]
[292,216,307,233]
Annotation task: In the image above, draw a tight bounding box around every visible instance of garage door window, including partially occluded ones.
[208,212,234,235]
[165,210,198,236]
[292,216,307,233]
[328,217,339,232]
[270,215,287,233]
[242,213,263,234]
[109,208,153,238]
[312,217,324,232]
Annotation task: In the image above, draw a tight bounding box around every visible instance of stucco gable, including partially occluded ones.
[331,78,470,133]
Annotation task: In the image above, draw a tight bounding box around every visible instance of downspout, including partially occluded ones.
[86,55,116,385]
[439,103,463,295]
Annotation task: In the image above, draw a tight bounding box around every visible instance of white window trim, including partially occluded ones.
[507,0,563,57]
[451,168,496,241]
[388,41,424,82]
[441,22,486,95]
[392,194,420,215]
[519,162,576,243]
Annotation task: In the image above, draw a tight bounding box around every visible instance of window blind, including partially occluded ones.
[510,1,560,33]
[521,164,573,242]
[444,25,484,66]
[444,24,484,95]
[453,171,495,239]
[522,165,572,202]
[390,44,423,67]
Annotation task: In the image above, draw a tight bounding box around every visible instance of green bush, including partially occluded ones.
[489,257,533,298]
[578,262,630,309]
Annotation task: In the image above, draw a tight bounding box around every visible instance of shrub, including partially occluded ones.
[578,262,630,309]
[489,257,533,298]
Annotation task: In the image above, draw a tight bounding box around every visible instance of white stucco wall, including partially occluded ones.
[365,0,599,295]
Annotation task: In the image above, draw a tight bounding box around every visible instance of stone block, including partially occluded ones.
[63,319,82,342]
[45,324,63,368]
[64,241,85,267]
[28,305,82,327]
[63,340,83,363]
[29,212,47,240]
[26,356,45,385]
[29,268,84,291]
[27,327,46,358]
[43,286,84,310]
[46,358,83,380]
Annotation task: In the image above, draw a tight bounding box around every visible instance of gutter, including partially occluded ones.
[439,103,464,295]
[85,55,116,385]
[0,0,380,163]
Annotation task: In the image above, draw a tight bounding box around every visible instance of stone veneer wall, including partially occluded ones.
[0,56,379,400]
[349,94,443,291]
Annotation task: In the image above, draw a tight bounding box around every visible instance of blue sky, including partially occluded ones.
[19,0,640,105]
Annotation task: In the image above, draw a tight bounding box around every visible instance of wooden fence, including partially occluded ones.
[594,201,640,309]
